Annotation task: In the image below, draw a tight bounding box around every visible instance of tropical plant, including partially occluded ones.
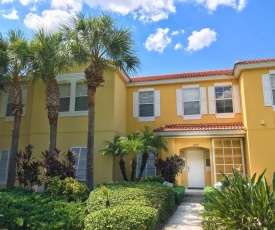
[100,185,110,207]
[155,154,185,184]
[100,135,129,181]
[137,126,167,180]
[0,29,33,188]
[30,29,73,156]
[62,14,140,190]
[119,133,144,181]
[16,144,42,190]
[202,169,275,229]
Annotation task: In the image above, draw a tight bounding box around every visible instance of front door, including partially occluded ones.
[187,150,205,188]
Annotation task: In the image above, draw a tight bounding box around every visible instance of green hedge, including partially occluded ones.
[0,188,85,230]
[173,186,185,205]
[85,205,158,230]
[86,182,175,229]
[202,186,216,204]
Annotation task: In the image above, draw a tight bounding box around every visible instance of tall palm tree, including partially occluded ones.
[137,127,168,180]
[30,29,73,156]
[100,135,129,181]
[62,14,140,190]
[0,30,32,188]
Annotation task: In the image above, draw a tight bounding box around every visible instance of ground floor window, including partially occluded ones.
[70,147,87,182]
[0,149,10,185]
[136,153,156,177]
[212,138,244,183]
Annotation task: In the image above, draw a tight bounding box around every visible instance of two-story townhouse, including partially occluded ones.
[1,58,275,189]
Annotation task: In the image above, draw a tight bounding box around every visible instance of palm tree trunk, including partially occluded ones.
[138,151,149,180]
[6,113,21,188]
[46,78,59,156]
[86,86,96,190]
[119,157,128,181]
[130,157,137,182]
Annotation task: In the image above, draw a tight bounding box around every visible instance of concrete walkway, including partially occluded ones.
[164,190,204,230]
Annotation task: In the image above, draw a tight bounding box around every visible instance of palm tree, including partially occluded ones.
[119,134,144,182]
[62,14,140,190]
[0,30,32,188]
[137,127,168,180]
[100,135,129,181]
[30,29,73,156]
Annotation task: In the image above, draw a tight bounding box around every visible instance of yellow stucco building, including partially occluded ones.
[1,58,275,188]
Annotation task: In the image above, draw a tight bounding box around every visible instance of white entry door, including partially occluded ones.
[187,150,205,188]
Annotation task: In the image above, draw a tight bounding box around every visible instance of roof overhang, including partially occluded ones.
[234,61,275,77]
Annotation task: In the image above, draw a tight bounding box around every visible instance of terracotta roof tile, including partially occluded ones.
[130,58,275,83]
[153,123,245,132]
[131,69,233,82]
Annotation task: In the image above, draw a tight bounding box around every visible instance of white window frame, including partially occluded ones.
[70,146,87,182]
[262,70,275,111]
[0,149,10,185]
[176,85,207,120]
[59,83,71,112]
[212,138,245,184]
[133,88,160,122]
[136,153,156,178]
[0,88,28,121]
[57,73,88,117]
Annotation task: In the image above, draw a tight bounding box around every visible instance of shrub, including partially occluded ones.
[155,154,185,184]
[202,170,275,229]
[87,182,175,223]
[16,144,42,190]
[140,175,164,183]
[40,149,76,179]
[173,186,185,205]
[46,177,90,202]
[202,186,216,204]
[0,188,85,230]
[85,205,158,230]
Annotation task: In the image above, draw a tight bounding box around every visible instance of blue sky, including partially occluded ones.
[0,0,274,77]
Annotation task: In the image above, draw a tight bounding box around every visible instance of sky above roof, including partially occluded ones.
[0,0,274,77]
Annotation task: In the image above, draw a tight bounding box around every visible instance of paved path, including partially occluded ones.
[164,194,204,230]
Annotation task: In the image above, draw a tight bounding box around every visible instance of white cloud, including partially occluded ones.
[24,9,73,31]
[174,43,183,50]
[1,0,13,3]
[172,30,179,36]
[144,28,171,54]
[2,9,19,20]
[186,28,216,52]
[51,0,83,12]
[19,0,37,6]
[181,29,185,34]
[196,0,247,11]
[83,0,176,23]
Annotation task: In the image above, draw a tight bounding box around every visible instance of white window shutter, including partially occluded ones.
[76,148,87,181]
[22,89,28,116]
[154,90,160,117]
[262,74,272,106]
[200,87,207,114]
[208,86,215,114]
[176,89,183,116]
[133,92,139,118]
[0,150,10,185]
[233,85,241,113]
[136,154,142,178]
[0,93,8,117]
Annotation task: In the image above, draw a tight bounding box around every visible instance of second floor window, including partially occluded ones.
[59,83,71,112]
[215,86,233,113]
[183,87,200,115]
[75,82,88,111]
[270,75,275,104]
[139,91,154,117]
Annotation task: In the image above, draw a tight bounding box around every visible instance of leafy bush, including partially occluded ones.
[40,149,76,179]
[140,175,164,183]
[85,205,158,230]
[16,144,42,190]
[202,186,215,204]
[155,154,185,184]
[202,170,275,229]
[46,177,89,202]
[0,188,85,230]
[173,186,185,205]
[87,182,175,223]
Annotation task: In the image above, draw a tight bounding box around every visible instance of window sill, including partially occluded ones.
[183,115,201,120]
[59,111,88,117]
[138,117,155,122]
[215,113,235,118]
